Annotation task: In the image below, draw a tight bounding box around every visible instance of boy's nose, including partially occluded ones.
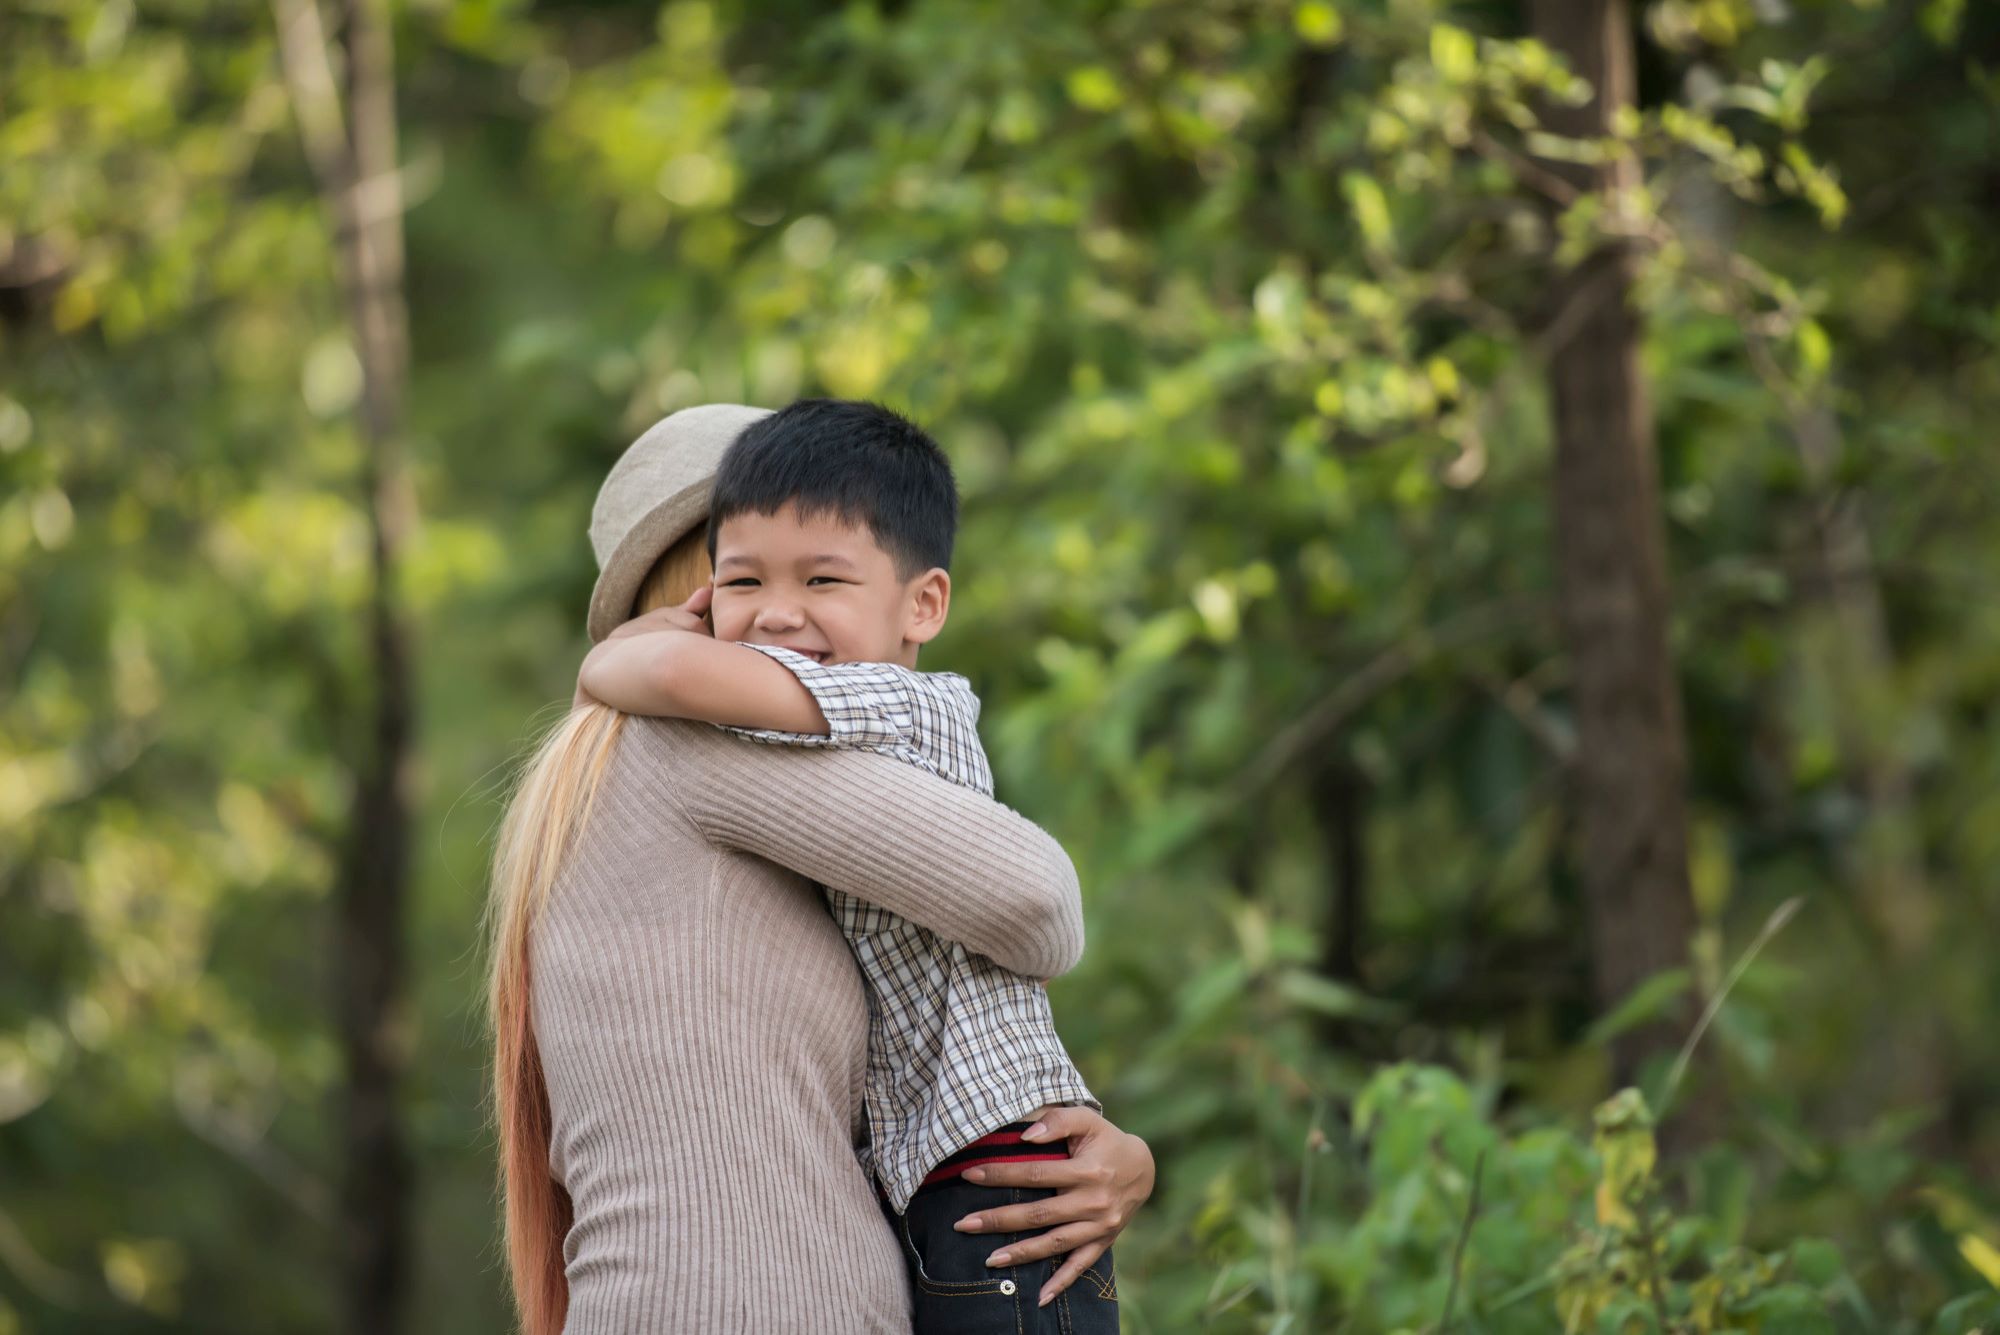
[752,602,805,634]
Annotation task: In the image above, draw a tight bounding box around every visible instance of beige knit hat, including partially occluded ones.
[586,403,772,642]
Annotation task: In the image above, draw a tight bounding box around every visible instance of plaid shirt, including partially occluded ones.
[725,645,1098,1209]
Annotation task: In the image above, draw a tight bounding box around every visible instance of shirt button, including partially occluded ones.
[998,1279,1017,1296]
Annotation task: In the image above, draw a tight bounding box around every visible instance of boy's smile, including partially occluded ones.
[710,502,949,669]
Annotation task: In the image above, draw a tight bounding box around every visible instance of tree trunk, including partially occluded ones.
[1310,760,1368,1050]
[1527,0,1703,1100]
[334,0,415,1326]
[271,0,416,1327]
[1311,761,1365,989]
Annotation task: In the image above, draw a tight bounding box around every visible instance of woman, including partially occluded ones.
[488,404,1154,1333]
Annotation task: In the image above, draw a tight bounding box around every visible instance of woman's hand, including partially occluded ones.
[950,1105,1155,1307]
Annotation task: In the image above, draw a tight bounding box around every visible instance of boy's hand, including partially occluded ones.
[949,1105,1155,1307]
[604,585,714,641]
[573,586,831,733]
[575,587,714,709]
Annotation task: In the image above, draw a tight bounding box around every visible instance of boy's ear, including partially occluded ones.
[902,567,952,647]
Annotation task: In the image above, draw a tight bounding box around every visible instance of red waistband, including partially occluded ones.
[918,1122,1071,1191]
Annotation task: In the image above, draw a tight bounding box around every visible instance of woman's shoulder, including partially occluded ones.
[614,713,708,755]
[605,715,824,804]
[613,714,756,774]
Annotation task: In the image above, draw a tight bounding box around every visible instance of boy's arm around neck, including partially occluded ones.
[579,629,832,734]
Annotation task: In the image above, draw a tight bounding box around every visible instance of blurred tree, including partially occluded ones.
[269,0,419,1326]
[1526,0,1702,1101]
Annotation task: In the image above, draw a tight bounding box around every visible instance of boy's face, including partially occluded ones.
[710,502,949,668]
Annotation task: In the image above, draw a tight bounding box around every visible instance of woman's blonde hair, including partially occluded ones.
[485,527,711,1335]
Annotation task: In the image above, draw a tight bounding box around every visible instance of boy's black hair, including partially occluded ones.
[706,398,957,576]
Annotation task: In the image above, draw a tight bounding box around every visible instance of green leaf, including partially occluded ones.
[1430,24,1477,84]
[1790,1237,1845,1287]
[1342,172,1395,255]
[1294,2,1345,47]
[1934,1292,2000,1335]
[1584,968,1692,1047]
[1742,1284,1837,1335]
[1275,969,1402,1024]
[1066,66,1122,112]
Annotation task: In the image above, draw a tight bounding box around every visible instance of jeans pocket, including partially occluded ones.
[1055,1249,1120,1334]
[896,1206,1011,1297]
[895,1185,1032,1335]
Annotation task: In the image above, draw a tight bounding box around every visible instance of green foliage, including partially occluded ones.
[1111,1058,1877,1333]
[4,0,2000,1330]
[1551,1088,1844,1335]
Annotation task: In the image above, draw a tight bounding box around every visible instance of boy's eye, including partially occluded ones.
[806,576,848,587]
[720,578,759,588]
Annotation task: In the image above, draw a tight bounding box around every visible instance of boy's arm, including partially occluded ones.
[579,628,832,734]
[721,649,973,777]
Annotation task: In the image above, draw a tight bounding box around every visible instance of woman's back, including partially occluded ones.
[533,716,910,1333]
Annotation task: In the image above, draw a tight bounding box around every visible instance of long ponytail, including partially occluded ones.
[486,530,712,1334]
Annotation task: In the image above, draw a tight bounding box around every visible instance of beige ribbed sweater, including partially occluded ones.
[533,716,1085,1334]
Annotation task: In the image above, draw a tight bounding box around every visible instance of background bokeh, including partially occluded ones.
[4,0,1999,1331]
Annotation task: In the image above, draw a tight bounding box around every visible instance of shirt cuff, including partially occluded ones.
[719,644,861,748]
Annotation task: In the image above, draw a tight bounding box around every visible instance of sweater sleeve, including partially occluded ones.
[657,719,1084,979]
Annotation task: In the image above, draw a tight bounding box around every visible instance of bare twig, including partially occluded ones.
[176,1092,337,1226]
[0,1204,85,1306]
[1233,595,1553,798]
[267,0,349,185]
[1659,896,1805,1116]
[1467,665,1576,763]
[1470,128,1583,209]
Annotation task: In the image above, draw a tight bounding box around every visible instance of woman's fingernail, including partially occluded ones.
[954,1215,982,1232]
[963,1167,987,1182]
[1021,1122,1048,1141]
[1039,1290,1054,1307]
[986,1251,1010,1266]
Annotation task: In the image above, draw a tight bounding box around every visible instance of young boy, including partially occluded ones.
[576,398,1120,1331]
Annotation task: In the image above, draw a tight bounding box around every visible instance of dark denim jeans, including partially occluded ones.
[892,1179,1120,1334]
